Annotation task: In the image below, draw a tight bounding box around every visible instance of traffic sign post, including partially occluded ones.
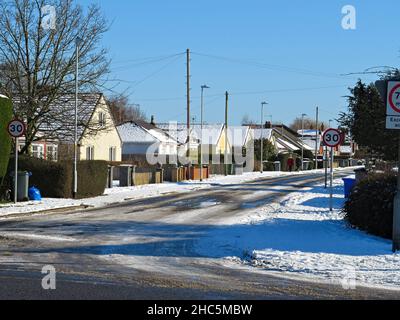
[386,81,400,130]
[322,128,342,212]
[7,119,25,204]
[385,81,400,252]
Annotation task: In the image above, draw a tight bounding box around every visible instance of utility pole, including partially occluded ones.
[186,49,191,178]
[73,37,81,199]
[224,91,229,176]
[301,113,307,171]
[315,106,319,170]
[200,85,210,182]
[260,102,268,173]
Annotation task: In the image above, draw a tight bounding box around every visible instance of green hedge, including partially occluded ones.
[75,160,108,199]
[343,173,396,239]
[0,96,13,184]
[6,157,108,199]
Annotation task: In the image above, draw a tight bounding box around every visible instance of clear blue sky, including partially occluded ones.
[78,0,399,126]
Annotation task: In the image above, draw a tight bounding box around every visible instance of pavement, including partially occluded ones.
[0,170,399,300]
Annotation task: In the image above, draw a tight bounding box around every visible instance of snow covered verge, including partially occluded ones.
[0,168,355,218]
[195,175,400,291]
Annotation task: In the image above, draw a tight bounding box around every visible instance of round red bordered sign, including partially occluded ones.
[322,128,342,148]
[7,119,26,138]
[389,83,400,114]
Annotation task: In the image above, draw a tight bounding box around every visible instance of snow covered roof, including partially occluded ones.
[301,138,320,151]
[252,128,273,140]
[191,124,224,145]
[298,129,320,137]
[117,122,157,143]
[227,126,250,147]
[13,93,103,142]
[117,121,177,145]
[157,123,190,144]
[276,137,300,151]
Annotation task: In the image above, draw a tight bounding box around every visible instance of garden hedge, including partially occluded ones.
[6,156,108,199]
[0,95,13,185]
[343,173,396,239]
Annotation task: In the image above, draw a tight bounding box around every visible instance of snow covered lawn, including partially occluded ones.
[196,175,400,290]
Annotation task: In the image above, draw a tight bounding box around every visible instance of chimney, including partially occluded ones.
[150,115,156,126]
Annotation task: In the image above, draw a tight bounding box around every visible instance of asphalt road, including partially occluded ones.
[0,170,399,300]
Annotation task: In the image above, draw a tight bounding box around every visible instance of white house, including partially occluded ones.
[117,121,178,161]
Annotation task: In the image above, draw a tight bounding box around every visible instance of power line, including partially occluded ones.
[110,52,185,68]
[191,51,352,80]
[132,84,353,102]
[102,54,184,88]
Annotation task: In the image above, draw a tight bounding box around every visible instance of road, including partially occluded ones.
[0,170,399,300]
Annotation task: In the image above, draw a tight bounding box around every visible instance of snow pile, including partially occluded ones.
[196,176,400,290]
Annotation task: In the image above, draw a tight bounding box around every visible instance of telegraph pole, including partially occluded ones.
[73,37,81,199]
[260,102,268,173]
[315,106,319,170]
[186,49,191,178]
[224,91,229,176]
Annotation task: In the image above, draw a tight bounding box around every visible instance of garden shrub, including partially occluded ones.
[0,95,13,185]
[343,173,396,239]
[6,157,107,199]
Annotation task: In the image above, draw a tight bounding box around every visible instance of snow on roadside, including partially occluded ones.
[195,174,400,290]
[0,169,330,218]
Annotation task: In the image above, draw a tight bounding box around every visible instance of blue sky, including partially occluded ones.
[78,0,400,126]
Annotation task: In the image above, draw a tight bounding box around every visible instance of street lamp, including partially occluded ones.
[73,37,82,199]
[200,85,210,182]
[260,101,268,173]
[301,113,307,171]
[329,119,333,128]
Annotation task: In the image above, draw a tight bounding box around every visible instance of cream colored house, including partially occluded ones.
[17,93,122,162]
[77,94,122,162]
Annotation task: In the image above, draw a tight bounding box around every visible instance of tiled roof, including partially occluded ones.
[13,93,103,142]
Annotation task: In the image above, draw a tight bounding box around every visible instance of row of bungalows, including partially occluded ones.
[117,121,312,164]
[15,91,354,169]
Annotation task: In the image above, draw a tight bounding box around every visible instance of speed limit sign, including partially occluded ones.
[322,128,342,148]
[7,119,25,138]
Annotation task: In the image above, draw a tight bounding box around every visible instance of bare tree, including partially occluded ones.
[241,114,257,126]
[0,0,110,153]
[108,95,147,125]
[289,117,328,132]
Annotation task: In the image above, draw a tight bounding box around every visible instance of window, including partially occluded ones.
[32,144,44,159]
[99,112,106,127]
[86,146,94,160]
[109,147,116,161]
[46,145,58,161]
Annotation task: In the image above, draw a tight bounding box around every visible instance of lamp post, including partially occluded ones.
[73,37,82,199]
[260,101,268,173]
[200,85,210,182]
[301,113,307,171]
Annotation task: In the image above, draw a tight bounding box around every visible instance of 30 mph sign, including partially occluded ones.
[386,81,400,129]
[322,128,342,148]
[7,119,25,138]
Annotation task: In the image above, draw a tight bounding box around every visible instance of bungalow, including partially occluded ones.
[16,93,122,162]
[117,121,178,162]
